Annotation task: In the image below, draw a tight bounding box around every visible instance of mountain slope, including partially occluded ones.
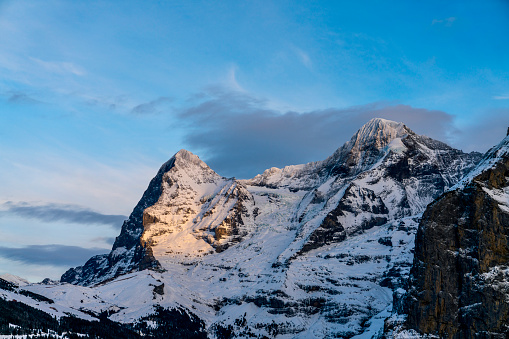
[52,118,482,338]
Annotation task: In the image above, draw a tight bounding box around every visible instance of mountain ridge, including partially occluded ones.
[62,117,447,286]
[35,117,483,338]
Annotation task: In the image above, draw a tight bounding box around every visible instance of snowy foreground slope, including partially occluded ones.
[2,118,483,338]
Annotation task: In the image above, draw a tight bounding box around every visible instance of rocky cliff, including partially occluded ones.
[402,135,509,338]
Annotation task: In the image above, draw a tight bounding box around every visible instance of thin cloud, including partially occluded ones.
[131,96,172,114]
[432,17,457,27]
[1,201,126,229]
[0,244,108,267]
[178,88,456,179]
[29,57,86,76]
[292,46,312,69]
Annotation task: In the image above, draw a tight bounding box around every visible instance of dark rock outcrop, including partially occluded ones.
[406,138,509,338]
[300,184,388,254]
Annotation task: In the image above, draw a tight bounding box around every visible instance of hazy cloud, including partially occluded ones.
[90,237,116,245]
[0,244,107,267]
[452,108,509,152]
[432,17,457,27]
[1,201,126,229]
[131,96,172,114]
[179,88,455,178]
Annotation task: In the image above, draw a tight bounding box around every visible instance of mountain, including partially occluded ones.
[4,118,483,338]
[388,134,509,338]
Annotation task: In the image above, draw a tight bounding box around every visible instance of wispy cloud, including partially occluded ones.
[29,57,86,76]
[131,96,172,114]
[225,65,244,92]
[0,244,107,267]
[179,87,455,178]
[432,17,457,27]
[493,95,509,100]
[292,46,312,69]
[1,201,126,229]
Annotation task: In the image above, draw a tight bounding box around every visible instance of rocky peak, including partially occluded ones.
[247,118,413,190]
[349,118,411,152]
[170,149,222,183]
[173,149,204,165]
[319,118,414,180]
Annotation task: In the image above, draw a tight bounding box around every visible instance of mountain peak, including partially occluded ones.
[174,148,198,160]
[175,148,196,158]
[169,149,223,184]
[172,149,210,168]
[349,118,415,150]
[362,117,405,129]
[352,118,411,149]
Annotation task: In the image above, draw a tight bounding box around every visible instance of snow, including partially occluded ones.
[482,185,509,213]
[0,285,97,321]
[387,137,407,153]
[453,135,509,190]
[9,216,420,337]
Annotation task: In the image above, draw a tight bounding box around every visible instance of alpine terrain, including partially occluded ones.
[0,118,486,338]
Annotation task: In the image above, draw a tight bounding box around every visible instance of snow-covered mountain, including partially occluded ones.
[2,118,483,338]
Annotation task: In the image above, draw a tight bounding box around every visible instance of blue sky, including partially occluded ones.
[0,0,508,281]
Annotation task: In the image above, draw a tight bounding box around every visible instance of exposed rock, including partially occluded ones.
[300,184,388,254]
[153,283,164,296]
[60,155,178,285]
[405,137,509,338]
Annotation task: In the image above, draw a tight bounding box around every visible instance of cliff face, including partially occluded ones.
[405,136,509,338]
[61,157,176,285]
